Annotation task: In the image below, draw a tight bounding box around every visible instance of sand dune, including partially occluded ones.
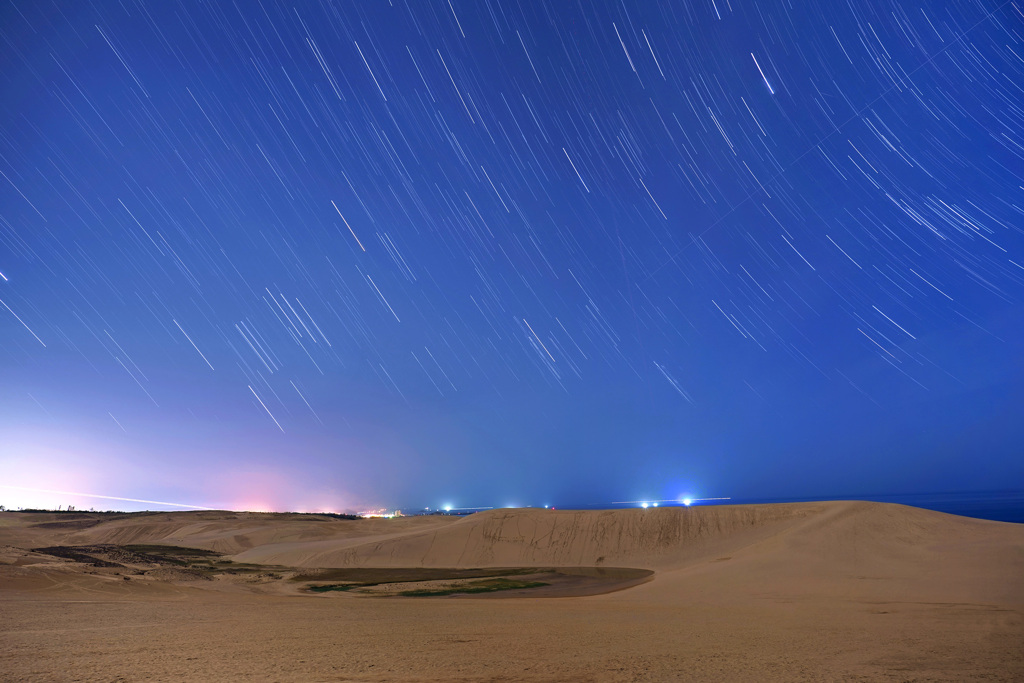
[2,502,1022,681]
[234,502,823,568]
[14,510,457,554]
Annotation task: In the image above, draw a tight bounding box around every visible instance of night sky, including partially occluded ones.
[2,1,1023,513]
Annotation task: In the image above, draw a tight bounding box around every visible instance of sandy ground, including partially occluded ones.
[1,501,1022,681]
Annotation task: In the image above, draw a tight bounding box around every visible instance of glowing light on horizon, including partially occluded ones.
[435,505,495,514]
[611,497,731,507]
[358,508,404,518]
[233,502,275,513]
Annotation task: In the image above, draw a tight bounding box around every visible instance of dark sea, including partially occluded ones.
[555,490,1024,524]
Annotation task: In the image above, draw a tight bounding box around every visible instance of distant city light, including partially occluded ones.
[358,508,403,518]
[430,505,494,514]
[612,496,730,508]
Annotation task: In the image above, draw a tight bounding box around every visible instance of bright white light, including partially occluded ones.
[641,502,649,508]
[652,502,658,507]
[683,498,692,506]
[444,505,452,512]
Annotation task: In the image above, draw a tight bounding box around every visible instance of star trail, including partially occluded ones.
[2,1,1023,512]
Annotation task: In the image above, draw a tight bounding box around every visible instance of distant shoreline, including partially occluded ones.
[5,489,1023,524]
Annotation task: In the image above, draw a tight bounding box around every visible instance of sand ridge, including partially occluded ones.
[237,502,829,569]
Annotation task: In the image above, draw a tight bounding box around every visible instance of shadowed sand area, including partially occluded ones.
[2,501,1022,681]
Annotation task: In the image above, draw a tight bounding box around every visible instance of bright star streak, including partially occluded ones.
[751,53,775,94]
[173,319,214,370]
[249,384,285,432]
[0,296,46,347]
[0,484,210,509]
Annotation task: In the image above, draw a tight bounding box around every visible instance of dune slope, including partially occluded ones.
[235,502,825,568]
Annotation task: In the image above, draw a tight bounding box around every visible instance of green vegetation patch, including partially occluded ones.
[292,566,539,584]
[217,562,276,575]
[399,578,549,597]
[307,583,359,593]
[123,544,221,558]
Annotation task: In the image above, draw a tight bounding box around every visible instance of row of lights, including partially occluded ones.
[640,498,692,508]
[433,497,696,512]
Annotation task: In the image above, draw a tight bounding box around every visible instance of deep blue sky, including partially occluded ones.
[2,1,1022,513]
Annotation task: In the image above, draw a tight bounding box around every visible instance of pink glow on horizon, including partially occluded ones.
[204,466,364,514]
[0,431,371,514]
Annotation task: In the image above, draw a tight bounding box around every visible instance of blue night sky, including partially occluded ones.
[2,1,1023,513]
